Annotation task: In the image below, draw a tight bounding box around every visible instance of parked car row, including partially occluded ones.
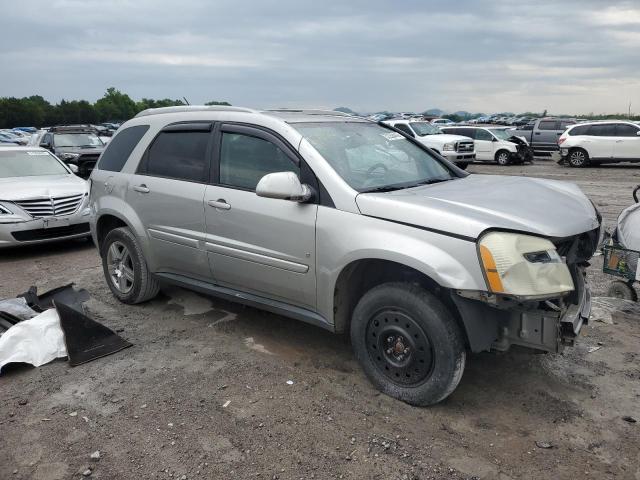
[558,121,640,167]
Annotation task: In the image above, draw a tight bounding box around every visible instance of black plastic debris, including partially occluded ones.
[0,311,22,335]
[54,301,132,366]
[19,283,90,313]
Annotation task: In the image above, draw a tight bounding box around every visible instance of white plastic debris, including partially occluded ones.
[0,309,67,373]
[286,380,294,385]
[222,400,231,408]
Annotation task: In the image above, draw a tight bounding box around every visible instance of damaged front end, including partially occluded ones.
[508,136,535,164]
[452,228,599,354]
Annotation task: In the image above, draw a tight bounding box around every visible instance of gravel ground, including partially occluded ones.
[1,160,639,480]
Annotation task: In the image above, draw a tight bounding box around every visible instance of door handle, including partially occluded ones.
[133,184,150,193]
[616,140,623,143]
[207,199,231,210]
[534,132,541,135]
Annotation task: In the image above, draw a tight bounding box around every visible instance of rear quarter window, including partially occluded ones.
[568,125,589,136]
[97,125,150,172]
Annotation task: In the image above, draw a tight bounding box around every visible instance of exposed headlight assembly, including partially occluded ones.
[60,152,80,160]
[443,143,455,151]
[478,231,574,298]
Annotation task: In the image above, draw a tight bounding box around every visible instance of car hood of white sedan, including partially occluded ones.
[356,174,600,240]
[418,133,471,143]
[0,174,88,201]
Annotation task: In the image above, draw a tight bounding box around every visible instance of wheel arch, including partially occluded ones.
[332,258,470,348]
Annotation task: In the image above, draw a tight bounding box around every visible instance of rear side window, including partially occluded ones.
[568,125,589,136]
[559,121,575,129]
[219,133,298,190]
[98,125,149,172]
[143,131,209,182]
[615,124,639,137]
[538,120,558,130]
[587,124,616,136]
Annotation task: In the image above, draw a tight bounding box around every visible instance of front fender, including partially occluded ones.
[316,207,486,323]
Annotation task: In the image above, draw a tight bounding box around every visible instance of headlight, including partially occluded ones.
[478,231,574,297]
[60,153,80,160]
[0,204,11,215]
[443,143,455,151]
[0,202,26,224]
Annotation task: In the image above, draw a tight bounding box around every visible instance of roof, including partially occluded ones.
[133,105,370,124]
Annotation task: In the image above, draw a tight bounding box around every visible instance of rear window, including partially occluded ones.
[568,125,590,136]
[98,125,149,172]
[587,124,616,136]
[142,131,209,182]
[537,120,558,131]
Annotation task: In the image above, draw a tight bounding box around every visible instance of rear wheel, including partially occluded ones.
[568,148,589,167]
[456,162,469,170]
[607,280,637,301]
[350,282,466,406]
[101,227,160,304]
[495,150,511,165]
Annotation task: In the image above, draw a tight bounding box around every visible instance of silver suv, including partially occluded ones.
[89,106,601,405]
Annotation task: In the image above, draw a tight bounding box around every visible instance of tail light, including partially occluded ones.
[558,137,566,145]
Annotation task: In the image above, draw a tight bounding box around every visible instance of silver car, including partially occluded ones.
[89,107,601,406]
[0,146,91,248]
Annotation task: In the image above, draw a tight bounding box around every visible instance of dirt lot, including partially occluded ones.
[1,160,639,480]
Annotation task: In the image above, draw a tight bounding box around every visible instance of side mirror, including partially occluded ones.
[40,142,52,150]
[636,130,640,136]
[256,172,312,202]
[68,164,79,174]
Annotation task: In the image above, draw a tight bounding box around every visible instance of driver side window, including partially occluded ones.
[219,133,298,190]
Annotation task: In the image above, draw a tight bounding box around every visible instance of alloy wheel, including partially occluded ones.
[569,150,586,167]
[106,241,135,294]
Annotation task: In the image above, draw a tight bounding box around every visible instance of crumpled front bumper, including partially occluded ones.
[452,268,591,354]
[0,210,91,248]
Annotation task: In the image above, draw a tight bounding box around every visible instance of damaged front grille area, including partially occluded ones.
[553,228,600,264]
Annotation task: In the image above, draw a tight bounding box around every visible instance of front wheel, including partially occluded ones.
[350,282,466,406]
[495,150,511,165]
[456,162,469,170]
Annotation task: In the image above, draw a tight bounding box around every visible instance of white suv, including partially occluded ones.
[558,121,640,167]
[383,119,475,169]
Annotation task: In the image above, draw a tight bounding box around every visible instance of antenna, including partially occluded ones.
[183,97,190,106]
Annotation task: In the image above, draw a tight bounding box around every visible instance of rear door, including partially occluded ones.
[586,124,617,159]
[203,124,318,309]
[614,123,640,159]
[126,123,212,280]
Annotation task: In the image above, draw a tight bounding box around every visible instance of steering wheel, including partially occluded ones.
[366,163,388,176]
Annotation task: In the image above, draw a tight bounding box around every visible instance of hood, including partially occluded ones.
[418,133,471,143]
[0,174,88,201]
[356,174,599,239]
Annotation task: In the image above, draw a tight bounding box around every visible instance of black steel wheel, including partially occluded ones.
[351,282,466,406]
[607,280,638,302]
[366,310,434,386]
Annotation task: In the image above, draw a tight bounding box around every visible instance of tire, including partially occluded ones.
[568,148,589,168]
[101,227,160,304]
[607,280,638,302]
[456,162,469,170]
[495,150,511,165]
[350,282,466,406]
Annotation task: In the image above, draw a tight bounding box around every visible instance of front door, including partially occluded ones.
[126,124,212,280]
[204,124,318,309]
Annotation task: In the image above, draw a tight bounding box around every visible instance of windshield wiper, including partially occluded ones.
[360,177,454,193]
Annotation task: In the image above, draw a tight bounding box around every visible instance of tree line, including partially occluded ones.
[0,87,231,129]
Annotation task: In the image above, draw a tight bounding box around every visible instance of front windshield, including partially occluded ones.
[490,129,512,140]
[0,150,69,178]
[54,133,103,147]
[408,122,441,136]
[295,122,456,192]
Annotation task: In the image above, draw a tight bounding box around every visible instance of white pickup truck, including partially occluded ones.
[383,119,475,169]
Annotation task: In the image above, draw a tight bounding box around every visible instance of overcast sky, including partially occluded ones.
[2,0,639,114]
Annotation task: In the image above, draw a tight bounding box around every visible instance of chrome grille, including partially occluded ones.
[456,141,474,153]
[14,194,85,218]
